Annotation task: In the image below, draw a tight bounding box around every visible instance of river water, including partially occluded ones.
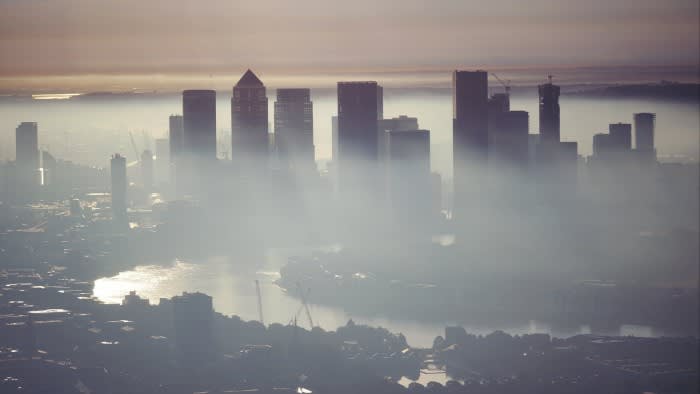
[93,247,672,348]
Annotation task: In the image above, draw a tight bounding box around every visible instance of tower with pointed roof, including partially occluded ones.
[231,69,269,169]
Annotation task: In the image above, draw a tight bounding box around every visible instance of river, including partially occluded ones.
[92,247,675,349]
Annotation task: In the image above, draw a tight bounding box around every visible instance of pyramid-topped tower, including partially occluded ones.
[231,69,269,167]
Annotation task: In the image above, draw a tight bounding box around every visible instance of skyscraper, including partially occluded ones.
[538,79,561,143]
[15,122,39,186]
[488,93,510,115]
[182,90,217,159]
[453,71,489,158]
[452,70,488,221]
[110,154,127,227]
[609,123,632,151]
[337,81,383,194]
[634,113,655,153]
[379,116,419,156]
[168,115,184,163]
[593,133,613,157]
[231,69,269,168]
[378,115,420,175]
[490,110,529,166]
[387,129,432,233]
[274,88,314,172]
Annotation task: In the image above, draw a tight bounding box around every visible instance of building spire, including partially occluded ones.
[236,69,264,87]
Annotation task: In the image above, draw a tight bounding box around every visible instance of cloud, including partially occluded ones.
[0,0,697,79]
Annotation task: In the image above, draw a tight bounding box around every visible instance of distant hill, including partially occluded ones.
[566,81,699,101]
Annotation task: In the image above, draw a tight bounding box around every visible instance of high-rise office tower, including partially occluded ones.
[379,115,419,133]
[558,142,578,161]
[453,71,489,158]
[15,122,39,186]
[488,93,510,115]
[140,150,153,192]
[452,71,488,221]
[231,70,269,168]
[168,115,184,163]
[593,133,613,157]
[490,110,529,166]
[110,154,127,227]
[337,81,383,194]
[274,88,314,172]
[379,115,419,151]
[634,113,655,153]
[387,129,431,231]
[609,123,632,151]
[378,115,419,171]
[538,79,561,143]
[182,91,217,159]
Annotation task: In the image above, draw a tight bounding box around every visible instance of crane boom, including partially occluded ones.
[128,132,140,163]
[491,73,511,95]
[296,282,314,329]
[255,280,264,326]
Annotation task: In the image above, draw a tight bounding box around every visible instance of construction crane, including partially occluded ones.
[296,282,314,329]
[288,287,311,326]
[129,132,140,161]
[491,73,511,96]
[255,280,264,326]
[127,131,141,167]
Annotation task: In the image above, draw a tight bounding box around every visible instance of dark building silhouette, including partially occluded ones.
[182,91,217,159]
[453,70,489,158]
[336,81,383,194]
[274,88,314,172]
[538,79,561,143]
[488,92,510,115]
[379,115,419,133]
[593,133,613,157]
[140,150,153,192]
[558,141,579,183]
[490,110,529,166]
[387,129,432,232]
[559,142,578,161]
[634,113,656,156]
[378,115,420,181]
[231,69,269,168]
[168,115,184,164]
[172,291,214,362]
[15,122,39,186]
[110,154,127,227]
[379,115,419,159]
[452,70,488,221]
[609,123,632,151]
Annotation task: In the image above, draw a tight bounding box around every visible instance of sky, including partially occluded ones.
[0,0,698,92]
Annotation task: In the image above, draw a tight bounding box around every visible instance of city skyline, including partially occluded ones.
[1,1,699,391]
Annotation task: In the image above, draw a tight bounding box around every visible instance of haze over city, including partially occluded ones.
[0,1,698,393]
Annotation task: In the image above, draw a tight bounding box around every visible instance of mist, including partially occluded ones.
[1,76,698,393]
